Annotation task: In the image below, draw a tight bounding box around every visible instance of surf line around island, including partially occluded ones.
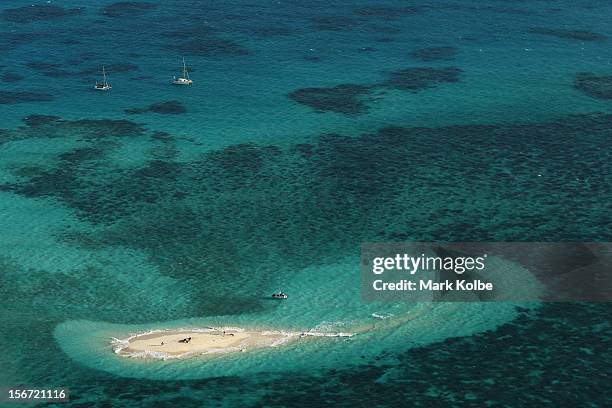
[111,326,357,360]
[109,304,434,361]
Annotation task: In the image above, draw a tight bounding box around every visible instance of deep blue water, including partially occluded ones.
[0,0,611,406]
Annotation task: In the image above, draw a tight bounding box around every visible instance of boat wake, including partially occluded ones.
[372,312,394,319]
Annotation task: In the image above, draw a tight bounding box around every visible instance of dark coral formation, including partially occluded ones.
[311,16,357,31]
[125,101,187,115]
[99,2,156,18]
[437,3,534,16]
[253,26,297,38]
[78,63,139,75]
[1,5,82,23]
[410,46,457,61]
[353,5,419,19]
[2,112,611,243]
[26,62,62,71]
[258,304,612,407]
[0,116,145,146]
[163,23,250,56]
[312,6,417,33]
[26,61,71,77]
[0,91,54,104]
[0,32,36,53]
[0,113,610,336]
[288,66,462,115]
[167,24,219,38]
[303,55,321,62]
[309,0,423,35]
[288,84,372,115]
[25,61,138,78]
[528,27,607,41]
[380,67,462,91]
[22,115,61,127]
[366,25,402,35]
[169,38,250,56]
[1,72,23,82]
[129,75,154,80]
[574,72,612,99]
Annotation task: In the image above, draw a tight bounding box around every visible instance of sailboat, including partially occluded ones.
[94,66,112,91]
[172,58,193,85]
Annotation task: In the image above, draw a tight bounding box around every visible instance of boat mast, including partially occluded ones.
[102,66,107,86]
[182,58,188,79]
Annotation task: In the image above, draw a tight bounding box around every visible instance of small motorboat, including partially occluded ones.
[272,292,288,299]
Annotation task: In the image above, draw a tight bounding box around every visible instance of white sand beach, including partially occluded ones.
[112,327,356,359]
[114,328,295,358]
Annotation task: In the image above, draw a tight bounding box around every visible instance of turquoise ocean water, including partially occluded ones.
[0,0,611,406]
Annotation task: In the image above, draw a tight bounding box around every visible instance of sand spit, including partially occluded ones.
[112,327,354,360]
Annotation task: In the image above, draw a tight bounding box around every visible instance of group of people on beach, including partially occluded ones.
[160,337,192,345]
[158,331,239,347]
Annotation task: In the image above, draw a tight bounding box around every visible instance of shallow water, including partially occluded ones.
[0,0,611,406]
